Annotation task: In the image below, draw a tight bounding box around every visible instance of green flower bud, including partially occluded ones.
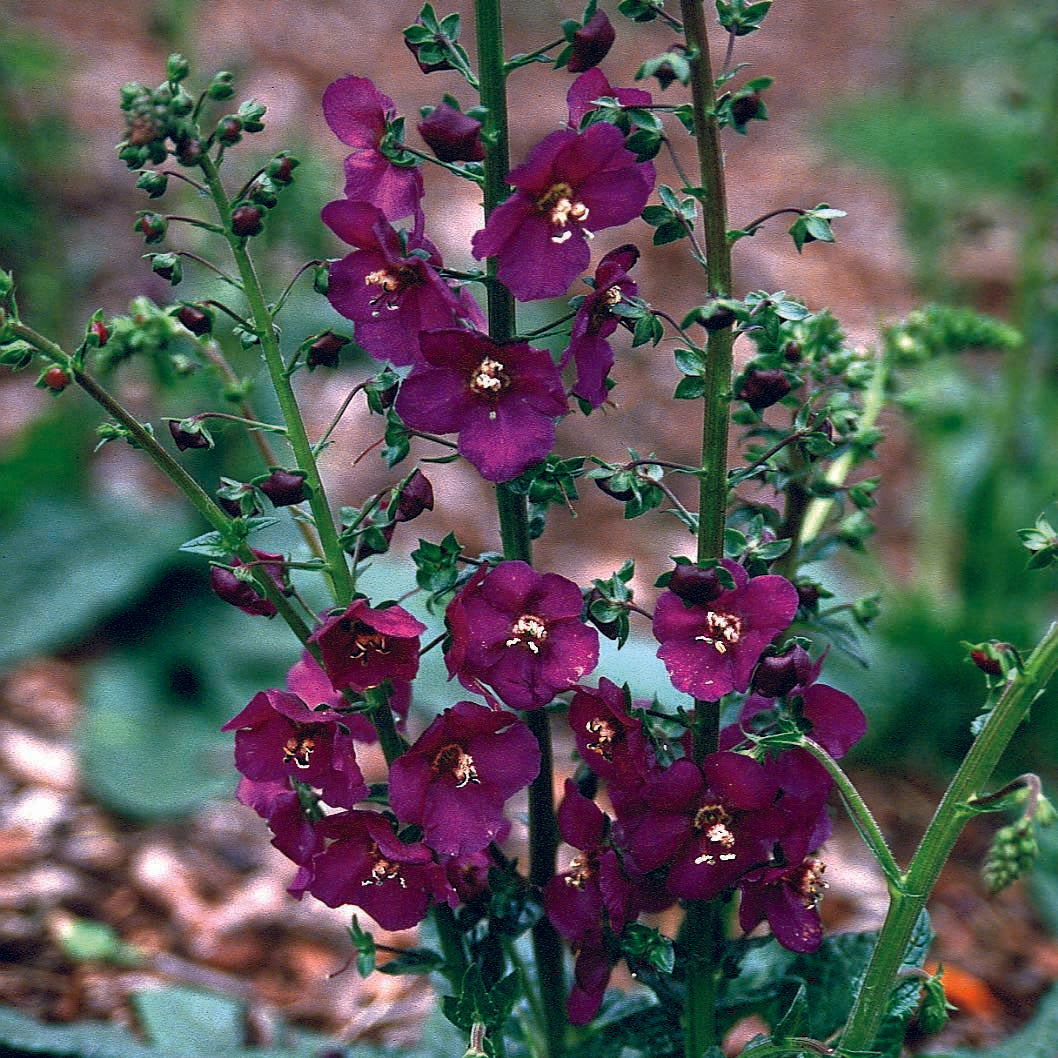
[166,53,191,83]
[267,153,299,185]
[216,115,242,145]
[135,170,169,198]
[148,253,183,285]
[237,99,267,133]
[207,71,236,100]
[135,211,168,244]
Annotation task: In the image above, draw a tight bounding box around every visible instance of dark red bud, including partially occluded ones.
[90,320,109,346]
[751,645,812,698]
[259,468,308,506]
[970,649,1002,676]
[700,306,737,332]
[394,469,434,523]
[417,103,485,163]
[231,204,264,237]
[585,587,621,641]
[405,34,456,74]
[268,154,298,185]
[796,582,822,610]
[784,341,802,362]
[137,213,168,243]
[731,92,762,126]
[177,304,212,336]
[175,137,204,166]
[210,565,277,616]
[307,331,348,369]
[738,368,792,411]
[594,475,635,502]
[168,418,210,451]
[217,116,242,145]
[44,367,70,392]
[668,563,726,606]
[568,10,616,72]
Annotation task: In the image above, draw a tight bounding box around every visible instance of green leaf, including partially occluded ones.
[132,988,244,1053]
[578,1001,684,1058]
[929,985,1058,1058]
[674,376,706,400]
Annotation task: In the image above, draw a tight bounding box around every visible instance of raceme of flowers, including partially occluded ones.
[221,65,869,1025]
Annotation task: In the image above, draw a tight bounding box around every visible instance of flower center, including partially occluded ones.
[792,858,828,909]
[281,729,319,769]
[584,716,617,761]
[432,743,480,788]
[469,357,510,406]
[344,618,390,661]
[536,181,591,244]
[505,613,549,655]
[694,611,743,655]
[364,265,418,315]
[692,801,737,865]
[563,852,597,890]
[361,844,407,888]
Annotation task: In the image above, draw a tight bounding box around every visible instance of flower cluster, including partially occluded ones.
[320,69,656,483]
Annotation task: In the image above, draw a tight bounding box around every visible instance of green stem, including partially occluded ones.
[679,3,735,1053]
[475,3,563,1056]
[839,620,1058,1052]
[198,153,353,607]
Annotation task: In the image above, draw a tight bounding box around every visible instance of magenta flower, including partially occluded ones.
[321,200,483,367]
[222,689,368,810]
[738,857,828,954]
[395,328,568,483]
[295,810,452,930]
[562,244,639,407]
[470,123,654,301]
[388,700,540,856]
[567,677,654,788]
[308,598,426,693]
[617,753,782,901]
[567,10,616,73]
[323,75,423,221]
[566,68,652,129]
[235,776,321,866]
[444,560,600,710]
[653,560,799,701]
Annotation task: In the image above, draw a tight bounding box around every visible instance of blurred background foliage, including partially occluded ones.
[0,0,1056,842]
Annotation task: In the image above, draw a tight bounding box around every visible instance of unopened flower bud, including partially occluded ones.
[668,562,726,605]
[738,367,792,411]
[89,320,110,346]
[166,53,190,83]
[168,417,211,450]
[267,153,299,185]
[417,103,485,163]
[174,136,204,167]
[176,304,213,336]
[135,170,169,198]
[585,587,622,641]
[43,367,70,392]
[216,478,260,518]
[258,467,308,506]
[149,253,183,284]
[568,10,616,72]
[405,23,456,74]
[231,204,264,237]
[306,331,347,369]
[216,115,242,145]
[731,91,763,126]
[207,71,236,101]
[394,469,434,523]
[136,212,168,244]
[751,644,813,698]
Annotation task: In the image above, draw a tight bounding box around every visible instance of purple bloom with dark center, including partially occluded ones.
[388,700,540,856]
[294,810,452,931]
[444,560,600,710]
[470,123,654,302]
[222,689,368,809]
[562,244,639,407]
[566,68,653,129]
[308,598,427,694]
[738,856,828,954]
[322,200,483,368]
[395,328,568,483]
[653,559,799,701]
[417,102,485,163]
[616,753,782,901]
[323,75,423,221]
[567,677,654,789]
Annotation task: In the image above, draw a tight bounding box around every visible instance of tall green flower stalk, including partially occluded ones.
[474,3,566,1056]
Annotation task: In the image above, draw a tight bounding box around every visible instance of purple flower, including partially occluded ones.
[738,857,828,954]
[618,753,784,901]
[322,200,483,368]
[395,328,568,483]
[388,700,540,856]
[236,776,321,865]
[417,102,485,163]
[567,677,654,789]
[653,560,799,701]
[567,11,616,73]
[294,810,452,930]
[562,244,639,407]
[470,124,654,301]
[323,75,423,221]
[566,68,652,130]
[308,598,427,693]
[222,689,368,810]
[444,560,600,710]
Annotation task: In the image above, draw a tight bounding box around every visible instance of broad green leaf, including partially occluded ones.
[132,988,244,1053]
